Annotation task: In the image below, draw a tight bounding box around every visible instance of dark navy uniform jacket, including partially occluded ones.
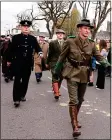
[7,33,42,75]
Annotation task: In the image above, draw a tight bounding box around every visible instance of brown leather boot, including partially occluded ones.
[58,82,61,96]
[52,84,61,96]
[69,106,81,137]
[77,103,82,128]
[69,106,81,128]
[52,82,60,99]
[59,91,61,96]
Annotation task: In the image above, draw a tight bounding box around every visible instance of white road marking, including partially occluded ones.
[100,110,107,114]
[86,101,90,103]
[82,104,90,107]
[106,113,110,117]
[86,112,92,114]
[59,103,68,106]
[40,94,45,96]
[48,77,52,80]
[47,91,53,92]
[61,85,67,90]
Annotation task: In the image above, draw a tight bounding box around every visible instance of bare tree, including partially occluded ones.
[92,1,111,39]
[16,5,43,31]
[37,0,74,38]
[78,1,91,18]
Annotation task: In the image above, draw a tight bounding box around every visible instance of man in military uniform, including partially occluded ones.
[46,29,66,100]
[7,20,43,107]
[54,19,110,137]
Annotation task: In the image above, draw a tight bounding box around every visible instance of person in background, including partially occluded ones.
[0,35,6,68]
[96,39,100,51]
[34,35,49,83]
[46,29,66,100]
[88,56,96,86]
[106,40,111,77]
[96,40,108,90]
[1,35,13,82]
[7,20,43,107]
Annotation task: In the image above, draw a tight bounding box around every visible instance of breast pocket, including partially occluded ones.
[70,49,81,60]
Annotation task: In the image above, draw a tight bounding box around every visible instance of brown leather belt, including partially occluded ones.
[68,58,88,67]
[76,61,86,66]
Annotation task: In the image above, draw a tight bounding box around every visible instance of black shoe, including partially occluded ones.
[21,97,26,102]
[88,82,94,86]
[106,74,110,77]
[4,78,9,83]
[36,79,41,83]
[10,77,14,81]
[2,73,5,77]
[14,101,20,107]
[54,96,59,100]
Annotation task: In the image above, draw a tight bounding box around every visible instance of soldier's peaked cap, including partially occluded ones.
[56,29,65,34]
[77,19,94,29]
[20,20,32,26]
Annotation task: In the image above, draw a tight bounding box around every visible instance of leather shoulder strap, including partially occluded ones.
[74,38,86,60]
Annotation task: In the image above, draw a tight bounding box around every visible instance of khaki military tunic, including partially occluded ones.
[58,36,103,83]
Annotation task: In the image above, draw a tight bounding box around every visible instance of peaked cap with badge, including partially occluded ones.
[20,20,32,27]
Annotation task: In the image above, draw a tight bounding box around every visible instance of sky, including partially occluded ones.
[1,2,111,35]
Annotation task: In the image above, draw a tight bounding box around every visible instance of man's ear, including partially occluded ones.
[19,25,22,30]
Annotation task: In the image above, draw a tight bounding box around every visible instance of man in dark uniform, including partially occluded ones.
[54,19,110,137]
[46,29,66,100]
[7,20,43,107]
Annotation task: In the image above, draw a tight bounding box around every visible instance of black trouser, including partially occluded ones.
[106,66,111,76]
[2,59,7,75]
[13,67,31,102]
[96,65,105,89]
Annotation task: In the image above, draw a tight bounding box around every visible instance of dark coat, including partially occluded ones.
[7,33,42,76]
[1,40,11,74]
[107,47,111,64]
[47,39,64,68]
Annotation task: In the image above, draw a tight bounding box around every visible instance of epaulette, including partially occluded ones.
[88,38,94,42]
[68,35,76,38]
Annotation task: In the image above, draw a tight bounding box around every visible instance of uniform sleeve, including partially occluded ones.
[34,38,43,55]
[43,43,49,60]
[58,40,70,63]
[7,36,16,62]
[46,41,53,64]
[1,42,4,56]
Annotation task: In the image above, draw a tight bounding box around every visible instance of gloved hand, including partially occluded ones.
[52,69,59,79]
[54,62,63,76]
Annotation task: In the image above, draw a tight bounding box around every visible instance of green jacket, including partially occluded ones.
[46,39,64,68]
